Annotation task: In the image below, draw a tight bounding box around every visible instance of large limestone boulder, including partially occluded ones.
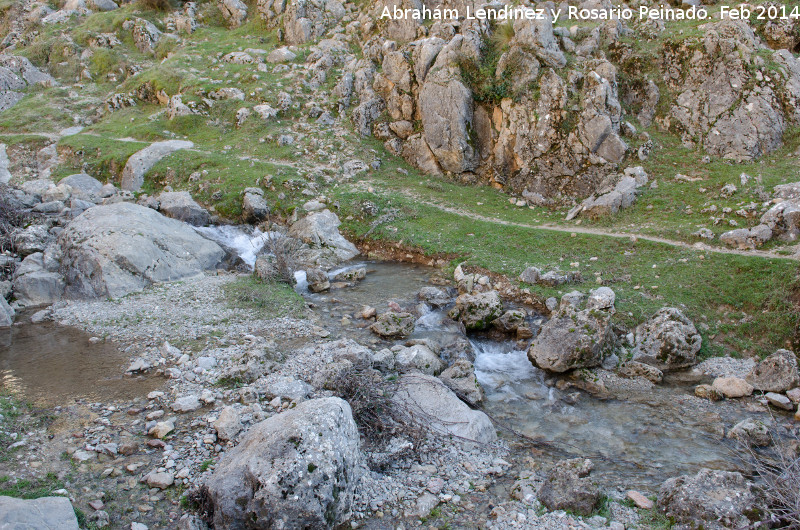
[528,290,615,372]
[242,187,269,223]
[0,296,13,327]
[745,349,799,393]
[289,209,358,263]
[59,173,103,200]
[59,203,225,299]
[392,373,496,445]
[0,495,79,529]
[632,308,702,370]
[418,67,476,174]
[537,459,599,516]
[157,191,210,226]
[204,397,363,529]
[448,290,503,331]
[658,468,762,530]
[394,344,444,375]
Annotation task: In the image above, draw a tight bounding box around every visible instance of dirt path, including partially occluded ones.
[407,195,800,262]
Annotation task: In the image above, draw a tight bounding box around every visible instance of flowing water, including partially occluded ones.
[292,258,755,491]
[0,226,760,491]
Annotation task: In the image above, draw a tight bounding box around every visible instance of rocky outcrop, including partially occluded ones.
[662,19,799,161]
[745,349,799,393]
[204,397,363,529]
[528,289,615,372]
[632,308,702,370]
[219,0,248,28]
[658,468,762,530]
[59,203,225,299]
[0,55,55,112]
[0,495,80,529]
[120,141,194,192]
[392,373,496,445]
[257,0,345,44]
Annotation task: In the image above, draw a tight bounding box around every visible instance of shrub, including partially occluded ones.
[737,418,800,527]
[0,184,25,253]
[139,0,172,11]
[255,231,303,285]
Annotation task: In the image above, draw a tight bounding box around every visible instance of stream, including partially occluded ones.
[0,224,766,492]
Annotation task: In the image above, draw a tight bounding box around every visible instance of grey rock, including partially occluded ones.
[219,0,248,27]
[157,191,210,226]
[89,0,118,11]
[439,359,484,405]
[213,406,242,442]
[632,307,702,370]
[289,210,358,263]
[12,225,50,256]
[305,268,330,293]
[242,188,269,223]
[727,418,770,446]
[492,309,526,333]
[766,391,794,411]
[392,373,496,444]
[394,344,444,375]
[12,253,65,306]
[745,349,799,393]
[528,306,614,373]
[172,395,202,413]
[720,225,773,249]
[205,397,362,529]
[120,140,194,192]
[0,495,79,529]
[264,376,313,401]
[519,266,540,284]
[658,468,761,530]
[417,286,450,307]
[145,471,174,489]
[538,459,599,516]
[448,291,503,331]
[60,173,103,199]
[761,201,800,242]
[370,311,415,338]
[58,203,224,299]
[0,296,13,327]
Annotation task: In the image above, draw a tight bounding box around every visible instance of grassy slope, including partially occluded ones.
[1,1,796,358]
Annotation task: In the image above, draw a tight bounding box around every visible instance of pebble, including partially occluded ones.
[626,490,654,510]
[766,392,794,411]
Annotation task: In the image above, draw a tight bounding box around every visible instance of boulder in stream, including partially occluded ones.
[632,307,702,370]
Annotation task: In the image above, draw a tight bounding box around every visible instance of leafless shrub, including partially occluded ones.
[138,0,172,11]
[326,362,424,462]
[0,184,25,253]
[736,418,800,529]
[255,231,303,285]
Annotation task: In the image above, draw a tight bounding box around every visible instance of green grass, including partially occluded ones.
[221,276,306,319]
[0,473,64,499]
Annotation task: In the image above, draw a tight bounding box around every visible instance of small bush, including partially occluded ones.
[0,184,25,253]
[255,231,303,285]
[737,419,800,527]
[139,0,171,11]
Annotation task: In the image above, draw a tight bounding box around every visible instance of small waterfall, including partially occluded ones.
[194,225,281,268]
[294,270,308,293]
